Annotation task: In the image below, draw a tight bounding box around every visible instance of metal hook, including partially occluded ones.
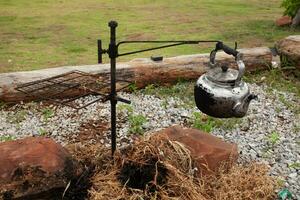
[234,42,238,50]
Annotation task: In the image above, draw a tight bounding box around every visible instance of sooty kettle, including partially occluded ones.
[194,42,257,118]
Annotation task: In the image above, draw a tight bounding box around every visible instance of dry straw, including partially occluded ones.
[68,134,278,200]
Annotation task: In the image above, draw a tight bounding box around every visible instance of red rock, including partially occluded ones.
[0,137,80,199]
[157,126,238,176]
[275,16,292,27]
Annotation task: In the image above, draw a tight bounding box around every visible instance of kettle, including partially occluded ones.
[194,42,257,118]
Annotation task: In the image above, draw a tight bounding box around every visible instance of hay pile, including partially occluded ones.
[68,134,278,200]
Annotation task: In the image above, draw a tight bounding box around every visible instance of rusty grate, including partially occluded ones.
[16,70,132,109]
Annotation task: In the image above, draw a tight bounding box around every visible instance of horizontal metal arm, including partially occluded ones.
[118,42,185,57]
[116,40,220,57]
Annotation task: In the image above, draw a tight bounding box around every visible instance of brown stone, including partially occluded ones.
[276,35,300,69]
[0,137,80,199]
[157,126,238,176]
[275,16,292,27]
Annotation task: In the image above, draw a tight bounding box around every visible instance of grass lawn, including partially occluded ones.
[0,0,300,73]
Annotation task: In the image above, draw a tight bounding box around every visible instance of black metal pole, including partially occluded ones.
[108,21,118,156]
[97,40,102,64]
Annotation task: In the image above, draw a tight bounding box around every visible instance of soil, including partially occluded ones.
[68,120,109,144]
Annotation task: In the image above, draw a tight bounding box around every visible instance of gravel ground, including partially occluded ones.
[0,83,299,198]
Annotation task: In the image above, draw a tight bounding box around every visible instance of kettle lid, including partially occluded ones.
[206,65,238,84]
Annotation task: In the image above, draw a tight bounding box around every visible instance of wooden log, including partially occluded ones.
[0,47,272,103]
[276,35,300,69]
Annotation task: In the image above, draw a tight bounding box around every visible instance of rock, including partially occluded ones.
[0,137,81,200]
[275,16,292,27]
[288,172,298,179]
[157,126,238,176]
[276,35,300,69]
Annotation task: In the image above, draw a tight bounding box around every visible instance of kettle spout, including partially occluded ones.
[247,94,258,103]
[233,94,257,118]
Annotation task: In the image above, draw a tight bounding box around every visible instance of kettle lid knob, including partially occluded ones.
[221,65,228,72]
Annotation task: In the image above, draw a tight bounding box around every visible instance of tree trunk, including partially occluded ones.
[0,47,272,104]
[292,8,300,28]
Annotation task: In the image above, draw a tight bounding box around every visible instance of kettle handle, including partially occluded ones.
[209,42,245,85]
[209,42,238,65]
[217,42,238,57]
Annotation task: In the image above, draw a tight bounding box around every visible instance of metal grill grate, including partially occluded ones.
[16,70,132,109]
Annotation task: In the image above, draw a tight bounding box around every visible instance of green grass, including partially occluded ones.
[7,110,27,124]
[0,135,15,142]
[117,104,134,113]
[117,103,147,135]
[245,69,300,96]
[38,128,48,136]
[128,114,148,135]
[288,162,300,169]
[0,101,6,110]
[1,0,299,73]
[244,68,300,115]
[267,131,281,145]
[41,108,55,121]
[191,112,216,132]
[191,111,242,132]
[142,81,195,108]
